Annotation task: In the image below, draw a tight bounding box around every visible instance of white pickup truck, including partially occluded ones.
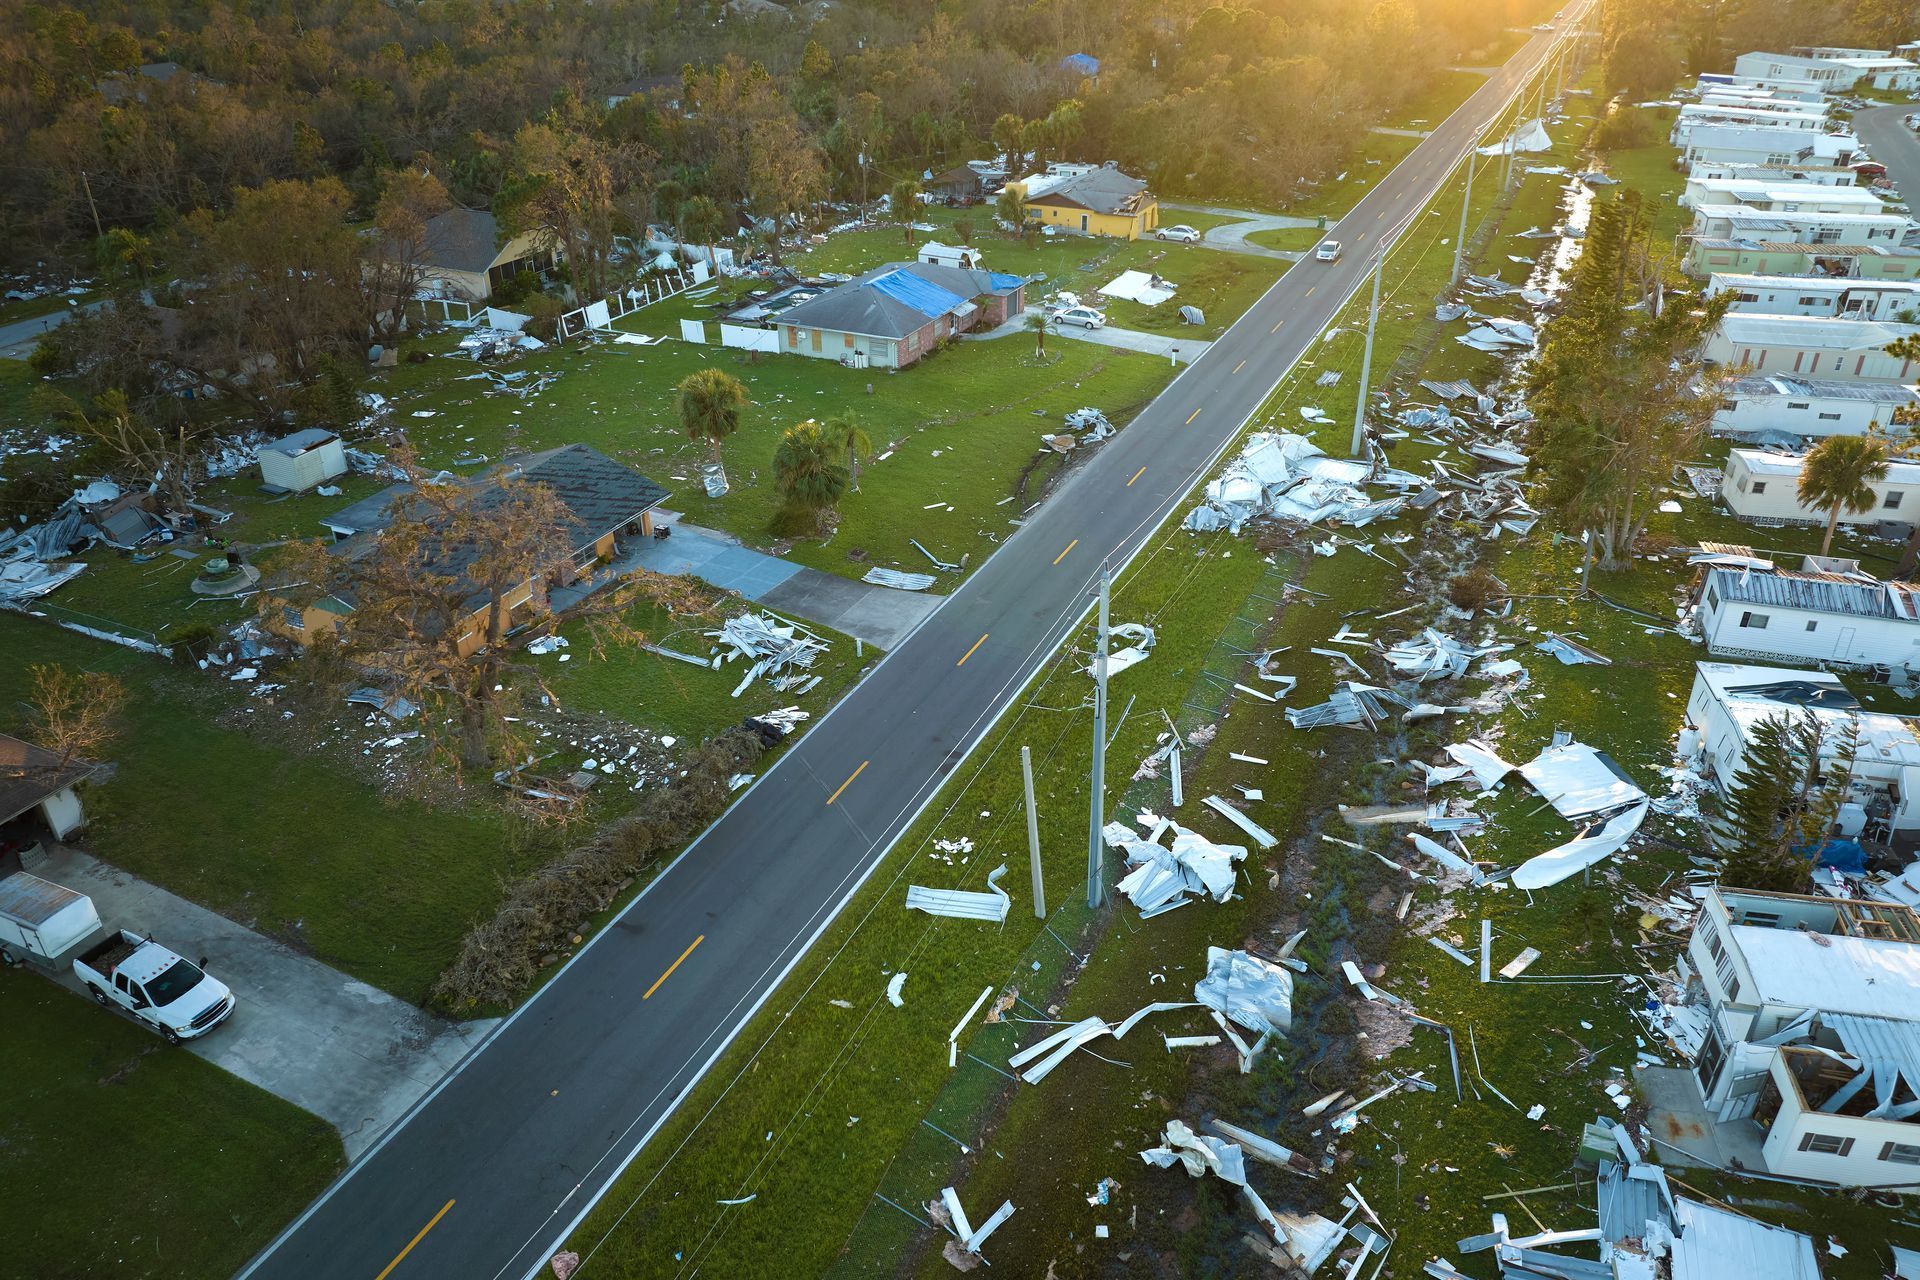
[73,929,235,1044]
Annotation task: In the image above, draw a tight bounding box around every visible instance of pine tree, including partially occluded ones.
[1718,711,1857,893]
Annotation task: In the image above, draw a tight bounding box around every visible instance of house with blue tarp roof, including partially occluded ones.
[762,259,1027,369]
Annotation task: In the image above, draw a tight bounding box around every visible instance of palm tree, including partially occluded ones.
[772,420,849,532]
[823,413,873,492]
[676,368,749,491]
[656,178,687,256]
[891,178,922,246]
[996,186,1027,238]
[1026,309,1050,359]
[677,195,727,276]
[1798,433,1891,555]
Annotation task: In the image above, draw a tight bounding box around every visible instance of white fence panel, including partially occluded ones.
[719,324,780,352]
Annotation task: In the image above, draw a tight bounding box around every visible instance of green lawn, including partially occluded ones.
[1281,131,1425,221]
[0,616,554,1003]
[1245,225,1325,253]
[0,969,342,1280]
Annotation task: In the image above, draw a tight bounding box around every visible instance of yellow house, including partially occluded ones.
[1014,166,1158,240]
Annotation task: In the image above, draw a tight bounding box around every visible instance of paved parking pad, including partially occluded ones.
[36,846,492,1159]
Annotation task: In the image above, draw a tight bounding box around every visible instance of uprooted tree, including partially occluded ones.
[1716,710,1857,894]
[265,450,710,779]
[33,387,207,512]
[1526,191,1728,578]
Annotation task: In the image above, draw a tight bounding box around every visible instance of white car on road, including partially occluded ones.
[1315,240,1343,262]
[1156,224,1201,243]
[1051,306,1107,329]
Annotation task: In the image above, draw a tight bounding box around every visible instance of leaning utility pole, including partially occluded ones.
[1085,569,1111,909]
[1452,145,1478,285]
[1351,256,1384,458]
[1022,745,1047,919]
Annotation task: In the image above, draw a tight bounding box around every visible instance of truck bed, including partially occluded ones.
[75,931,140,977]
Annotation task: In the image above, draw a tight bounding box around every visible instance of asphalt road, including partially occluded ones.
[1856,105,1920,204]
[238,13,1590,1280]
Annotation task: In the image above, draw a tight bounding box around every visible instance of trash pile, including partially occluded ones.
[1062,406,1114,440]
[456,327,545,359]
[705,612,828,696]
[1184,433,1410,534]
[1382,630,1505,681]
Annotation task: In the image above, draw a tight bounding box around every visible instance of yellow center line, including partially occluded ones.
[1126,466,1146,487]
[1232,359,1247,374]
[643,934,705,1000]
[1271,319,1284,333]
[956,633,988,667]
[1305,286,1317,298]
[374,1200,455,1280]
[1052,538,1079,565]
[1185,407,1202,425]
[826,760,868,806]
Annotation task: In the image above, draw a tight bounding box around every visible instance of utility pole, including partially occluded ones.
[1022,746,1046,919]
[80,171,104,241]
[1085,569,1110,910]
[1452,146,1477,285]
[1351,256,1383,459]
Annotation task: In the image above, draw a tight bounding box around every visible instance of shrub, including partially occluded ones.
[1446,567,1503,614]
[521,294,567,341]
[160,622,219,665]
[1592,111,1653,153]
[431,726,770,1012]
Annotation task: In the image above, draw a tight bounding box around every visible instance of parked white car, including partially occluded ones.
[1157,224,1201,243]
[1315,240,1343,262]
[1052,306,1107,329]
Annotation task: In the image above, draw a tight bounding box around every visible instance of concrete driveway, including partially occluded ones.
[34,845,492,1159]
[1160,201,1320,261]
[967,312,1214,363]
[614,521,943,648]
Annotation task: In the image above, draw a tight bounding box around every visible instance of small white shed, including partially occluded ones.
[258,429,348,493]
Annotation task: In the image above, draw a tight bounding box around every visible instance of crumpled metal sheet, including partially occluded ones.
[906,864,1011,923]
[1184,432,1404,535]
[1107,817,1247,916]
[1194,946,1293,1038]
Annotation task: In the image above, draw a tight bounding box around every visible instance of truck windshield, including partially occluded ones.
[144,959,205,1007]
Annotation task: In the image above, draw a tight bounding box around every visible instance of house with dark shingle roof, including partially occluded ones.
[273,444,668,657]
[414,207,561,303]
[766,261,1026,369]
[0,733,98,842]
[1013,165,1158,240]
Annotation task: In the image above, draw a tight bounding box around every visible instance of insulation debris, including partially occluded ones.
[1478,117,1553,155]
[706,612,828,695]
[1194,946,1294,1038]
[1091,622,1156,677]
[861,567,937,591]
[1200,794,1279,849]
[1063,406,1115,440]
[1384,630,1500,681]
[906,865,1011,923]
[929,1186,1015,1271]
[1184,433,1404,535]
[1007,1001,1196,1083]
[1104,818,1247,916]
[1286,682,1410,730]
[1536,632,1611,666]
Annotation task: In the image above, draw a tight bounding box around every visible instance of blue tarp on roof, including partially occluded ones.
[1061,52,1100,77]
[868,268,968,318]
[988,272,1027,291]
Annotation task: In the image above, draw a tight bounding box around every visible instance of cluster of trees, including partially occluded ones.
[1602,0,1918,101]
[1526,191,1727,579]
[4,0,1549,273]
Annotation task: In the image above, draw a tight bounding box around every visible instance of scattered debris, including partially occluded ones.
[928,1185,1015,1271]
[862,567,937,591]
[906,865,1011,923]
[707,612,828,696]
